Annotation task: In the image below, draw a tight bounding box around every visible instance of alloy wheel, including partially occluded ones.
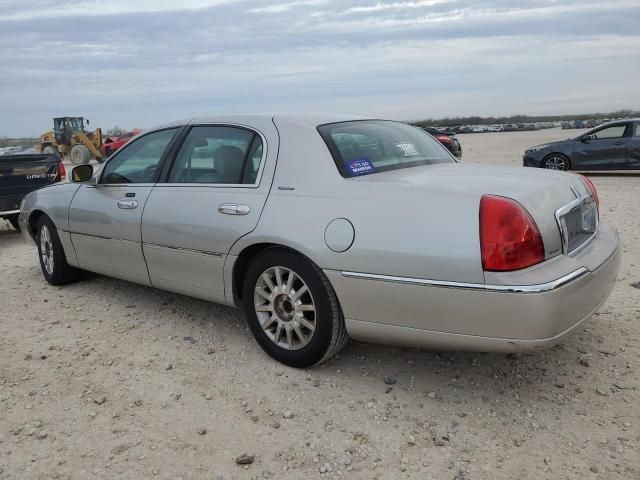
[544,156,568,170]
[40,225,54,275]
[253,266,316,350]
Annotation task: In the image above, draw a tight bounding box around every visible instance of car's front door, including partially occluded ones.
[573,123,631,169]
[141,121,278,303]
[68,127,180,285]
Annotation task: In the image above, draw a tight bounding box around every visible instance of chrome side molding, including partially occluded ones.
[340,268,590,294]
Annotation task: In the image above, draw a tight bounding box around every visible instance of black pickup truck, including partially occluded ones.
[0,153,65,231]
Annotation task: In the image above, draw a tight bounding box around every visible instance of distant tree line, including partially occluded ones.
[410,109,639,128]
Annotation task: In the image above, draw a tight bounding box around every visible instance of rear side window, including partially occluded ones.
[168,126,263,184]
[318,120,454,178]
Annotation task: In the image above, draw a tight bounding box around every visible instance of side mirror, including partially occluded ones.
[86,119,90,126]
[71,164,94,183]
[582,134,595,142]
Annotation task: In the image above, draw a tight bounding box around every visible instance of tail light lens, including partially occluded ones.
[578,174,599,209]
[56,159,66,180]
[480,195,545,271]
[435,134,453,145]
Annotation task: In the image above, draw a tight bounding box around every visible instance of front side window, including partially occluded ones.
[318,120,454,178]
[591,124,627,139]
[168,126,263,184]
[101,128,178,184]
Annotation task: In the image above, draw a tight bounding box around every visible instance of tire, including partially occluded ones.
[542,153,570,171]
[36,216,79,285]
[42,145,58,155]
[7,214,20,231]
[242,248,349,368]
[70,144,91,165]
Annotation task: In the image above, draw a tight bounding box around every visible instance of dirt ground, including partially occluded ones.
[1,128,638,480]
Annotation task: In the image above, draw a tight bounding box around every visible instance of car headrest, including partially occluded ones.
[213,145,244,179]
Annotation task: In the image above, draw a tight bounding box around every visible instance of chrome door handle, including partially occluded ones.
[117,200,138,209]
[218,203,250,215]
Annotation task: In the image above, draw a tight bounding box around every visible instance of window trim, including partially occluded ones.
[586,122,631,141]
[159,123,268,189]
[97,126,183,186]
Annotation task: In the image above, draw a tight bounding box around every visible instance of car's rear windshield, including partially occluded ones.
[318,120,455,178]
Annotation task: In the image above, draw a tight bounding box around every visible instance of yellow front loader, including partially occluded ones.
[40,117,104,165]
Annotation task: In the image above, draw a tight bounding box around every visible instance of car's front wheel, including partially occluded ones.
[242,248,349,368]
[36,216,80,285]
[542,154,570,171]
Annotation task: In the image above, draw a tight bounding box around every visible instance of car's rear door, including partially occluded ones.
[573,122,631,169]
[141,119,278,303]
[68,127,181,285]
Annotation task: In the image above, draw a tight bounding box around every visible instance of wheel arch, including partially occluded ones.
[230,242,321,307]
[27,209,48,239]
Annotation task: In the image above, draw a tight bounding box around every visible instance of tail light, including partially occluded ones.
[480,195,545,271]
[578,174,599,209]
[435,134,453,145]
[56,159,66,180]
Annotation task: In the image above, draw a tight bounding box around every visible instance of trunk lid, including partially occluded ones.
[351,162,593,259]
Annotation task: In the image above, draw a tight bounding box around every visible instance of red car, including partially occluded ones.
[101,129,142,158]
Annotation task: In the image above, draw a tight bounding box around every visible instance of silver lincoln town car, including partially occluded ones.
[19,114,620,367]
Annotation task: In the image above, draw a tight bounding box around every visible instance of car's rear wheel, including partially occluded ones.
[242,248,349,368]
[36,216,79,285]
[542,154,570,171]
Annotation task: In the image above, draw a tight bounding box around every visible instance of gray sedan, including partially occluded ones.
[19,114,620,367]
[523,118,640,170]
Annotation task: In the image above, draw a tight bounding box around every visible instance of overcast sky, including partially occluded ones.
[1,0,639,137]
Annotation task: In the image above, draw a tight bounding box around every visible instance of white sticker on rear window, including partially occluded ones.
[395,143,420,157]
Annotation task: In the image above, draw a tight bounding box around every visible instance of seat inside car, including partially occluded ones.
[212,145,244,184]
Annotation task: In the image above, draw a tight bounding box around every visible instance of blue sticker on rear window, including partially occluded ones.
[345,158,375,176]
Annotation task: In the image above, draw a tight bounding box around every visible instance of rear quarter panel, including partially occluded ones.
[230,118,484,284]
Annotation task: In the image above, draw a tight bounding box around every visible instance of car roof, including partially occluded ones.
[147,113,372,132]
[187,113,368,127]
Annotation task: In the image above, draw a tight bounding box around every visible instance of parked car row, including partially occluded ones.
[560,119,622,130]
[427,122,556,134]
[524,118,640,171]
[17,114,620,368]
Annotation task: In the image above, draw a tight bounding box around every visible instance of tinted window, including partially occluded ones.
[318,120,454,178]
[101,128,178,184]
[168,126,262,184]
[592,124,626,139]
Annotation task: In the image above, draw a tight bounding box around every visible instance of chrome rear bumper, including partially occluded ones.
[326,223,620,352]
